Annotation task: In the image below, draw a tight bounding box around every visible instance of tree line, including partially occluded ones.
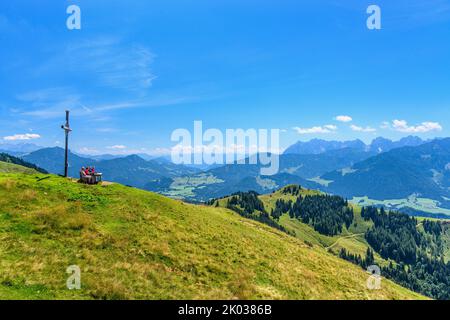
[272,195,354,236]
[221,191,292,235]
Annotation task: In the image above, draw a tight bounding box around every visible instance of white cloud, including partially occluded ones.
[3,133,41,141]
[350,125,376,133]
[335,115,353,123]
[324,125,338,130]
[107,145,127,150]
[78,147,100,155]
[293,125,338,134]
[392,120,442,133]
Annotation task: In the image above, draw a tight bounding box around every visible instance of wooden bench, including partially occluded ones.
[79,172,102,184]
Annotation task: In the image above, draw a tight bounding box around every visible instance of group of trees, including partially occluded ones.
[362,207,442,264]
[339,247,375,269]
[227,191,266,216]
[270,199,292,220]
[363,207,421,264]
[289,195,354,236]
[358,206,450,299]
[423,219,442,236]
[224,191,291,234]
[271,194,354,236]
[280,185,302,196]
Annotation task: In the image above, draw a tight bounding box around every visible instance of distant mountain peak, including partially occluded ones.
[284,136,426,155]
[283,139,366,155]
[0,142,42,153]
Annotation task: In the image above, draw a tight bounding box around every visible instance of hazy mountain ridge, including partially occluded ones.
[146,148,374,201]
[284,136,427,155]
[321,138,450,207]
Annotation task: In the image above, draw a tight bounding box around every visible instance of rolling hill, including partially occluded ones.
[0,167,423,300]
[0,153,47,174]
[0,161,40,174]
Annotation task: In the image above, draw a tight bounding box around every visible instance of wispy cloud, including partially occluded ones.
[3,133,41,141]
[17,87,83,119]
[388,0,450,27]
[350,125,376,133]
[78,147,101,155]
[293,124,337,134]
[16,87,195,119]
[94,96,193,112]
[34,37,156,94]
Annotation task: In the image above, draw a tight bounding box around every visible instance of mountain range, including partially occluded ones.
[284,136,427,155]
[147,148,375,201]
[0,143,43,156]
[321,138,450,208]
[7,136,450,217]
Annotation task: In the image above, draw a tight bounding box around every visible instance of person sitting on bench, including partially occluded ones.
[80,166,93,184]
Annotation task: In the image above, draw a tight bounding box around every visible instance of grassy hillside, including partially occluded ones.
[0,153,47,174]
[0,170,424,300]
[0,161,39,174]
[214,187,383,264]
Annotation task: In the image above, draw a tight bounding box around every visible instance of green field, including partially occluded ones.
[161,173,224,199]
[0,166,424,300]
[351,195,450,217]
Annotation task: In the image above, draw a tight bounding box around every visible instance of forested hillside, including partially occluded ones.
[212,185,450,299]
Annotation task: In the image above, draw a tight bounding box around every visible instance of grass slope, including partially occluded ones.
[214,187,403,269]
[0,161,39,174]
[0,172,424,300]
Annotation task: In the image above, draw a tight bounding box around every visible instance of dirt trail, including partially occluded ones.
[326,233,364,250]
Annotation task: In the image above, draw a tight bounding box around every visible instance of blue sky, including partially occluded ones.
[1,0,450,155]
